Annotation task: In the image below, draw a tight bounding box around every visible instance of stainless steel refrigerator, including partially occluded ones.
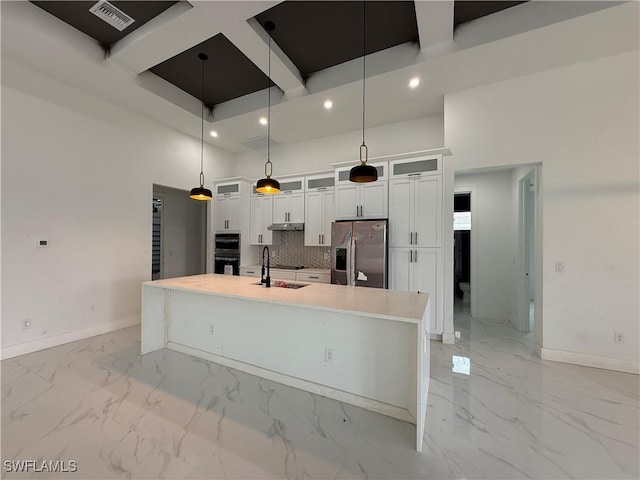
[331,220,388,288]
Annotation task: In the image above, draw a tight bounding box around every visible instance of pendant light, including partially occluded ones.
[349,0,377,183]
[256,21,281,194]
[190,53,213,201]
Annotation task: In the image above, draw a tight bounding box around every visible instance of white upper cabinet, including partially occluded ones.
[304,173,335,246]
[249,195,273,245]
[389,155,441,177]
[305,190,334,246]
[334,162,388,220]
[272,177,305,223]
[388,156,442,247]
[214,181,243,231]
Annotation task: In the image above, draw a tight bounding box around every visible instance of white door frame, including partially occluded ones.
[516,171,533,332]
[454,185,478,318]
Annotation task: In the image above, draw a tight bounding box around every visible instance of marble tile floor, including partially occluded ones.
[1,311,638,479]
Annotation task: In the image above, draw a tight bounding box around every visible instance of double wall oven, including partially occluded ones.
[214,233,240,275]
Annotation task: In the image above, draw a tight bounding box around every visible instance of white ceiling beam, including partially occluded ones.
[414,1,454,50]
[228,18,305,95]
[107,1,281,74]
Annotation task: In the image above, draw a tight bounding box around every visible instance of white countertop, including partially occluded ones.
[144,274,427,324]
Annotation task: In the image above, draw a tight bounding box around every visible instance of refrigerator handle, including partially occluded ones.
[349,234,355,285]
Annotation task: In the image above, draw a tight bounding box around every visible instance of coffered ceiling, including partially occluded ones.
[5,1,633,154]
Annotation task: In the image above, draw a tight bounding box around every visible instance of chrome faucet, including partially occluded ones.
[261,246,271,288]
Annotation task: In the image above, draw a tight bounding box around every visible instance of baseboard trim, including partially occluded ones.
[540,347,639,374]
[1,317,141,360]
[442,332,455,344]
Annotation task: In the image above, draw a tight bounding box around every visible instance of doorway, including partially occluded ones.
[152,184,207,280]
[454,193,471,307]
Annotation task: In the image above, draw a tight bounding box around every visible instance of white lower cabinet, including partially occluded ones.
[389,247,442,334]
[295,271,330,283]
[269,269,296,281]
[240,266,261,277]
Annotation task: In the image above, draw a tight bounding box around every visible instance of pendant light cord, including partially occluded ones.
[200,55,205,188]
[267,33,272,167]
[361,0,367,164]
[362,0,366,146]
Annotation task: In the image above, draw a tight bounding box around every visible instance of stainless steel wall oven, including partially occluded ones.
[214,233,240,275]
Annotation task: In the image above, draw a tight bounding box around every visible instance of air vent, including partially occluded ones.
[89,1,135,31]
[240,136,279,151]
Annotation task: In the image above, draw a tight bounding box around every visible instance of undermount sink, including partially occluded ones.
[252,281,309,289]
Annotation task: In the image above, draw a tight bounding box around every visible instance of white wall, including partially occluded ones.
[1,62,235,354]
[455,169,515,322]
[233,116,444,179]
[445,51,639,370]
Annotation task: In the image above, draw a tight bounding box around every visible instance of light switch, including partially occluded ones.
[36,240,48,248]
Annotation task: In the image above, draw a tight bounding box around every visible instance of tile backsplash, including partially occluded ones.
[252,231,331,268]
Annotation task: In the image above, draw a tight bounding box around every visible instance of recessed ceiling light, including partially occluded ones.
[409,77,420,89]
[324,100,333,110]
[259,117,268,126]
[210,130,218,138]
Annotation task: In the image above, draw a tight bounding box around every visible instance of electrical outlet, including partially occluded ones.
[324,348,334,363]
[614,332,624,344]
[555,261,565,273]
[209,324,215,335]
[22,319,31,330]
[323,252,330,261]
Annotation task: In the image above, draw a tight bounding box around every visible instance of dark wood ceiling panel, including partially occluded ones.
[30,1,178,47]
[255,1,418,77]
[149,34,273,107]
[454,1,528,28]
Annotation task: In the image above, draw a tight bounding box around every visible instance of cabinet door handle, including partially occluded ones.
[322,234,325,244]
[415,232,418,245]
[319,234,321,244]
[414,250,418,262]
[410,232,412,245]
[409,250,413,263]
[309,276,319,279]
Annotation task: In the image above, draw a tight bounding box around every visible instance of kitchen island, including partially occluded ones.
[142,274,430,451]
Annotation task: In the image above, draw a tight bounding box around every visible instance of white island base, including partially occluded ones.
[142,274,430,452]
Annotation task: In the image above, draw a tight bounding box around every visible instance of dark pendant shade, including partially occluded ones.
[190,186,213,200]
[349,163,378,183]
[256,176,281,194]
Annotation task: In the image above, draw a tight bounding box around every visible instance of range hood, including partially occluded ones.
[268,223,304,231]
